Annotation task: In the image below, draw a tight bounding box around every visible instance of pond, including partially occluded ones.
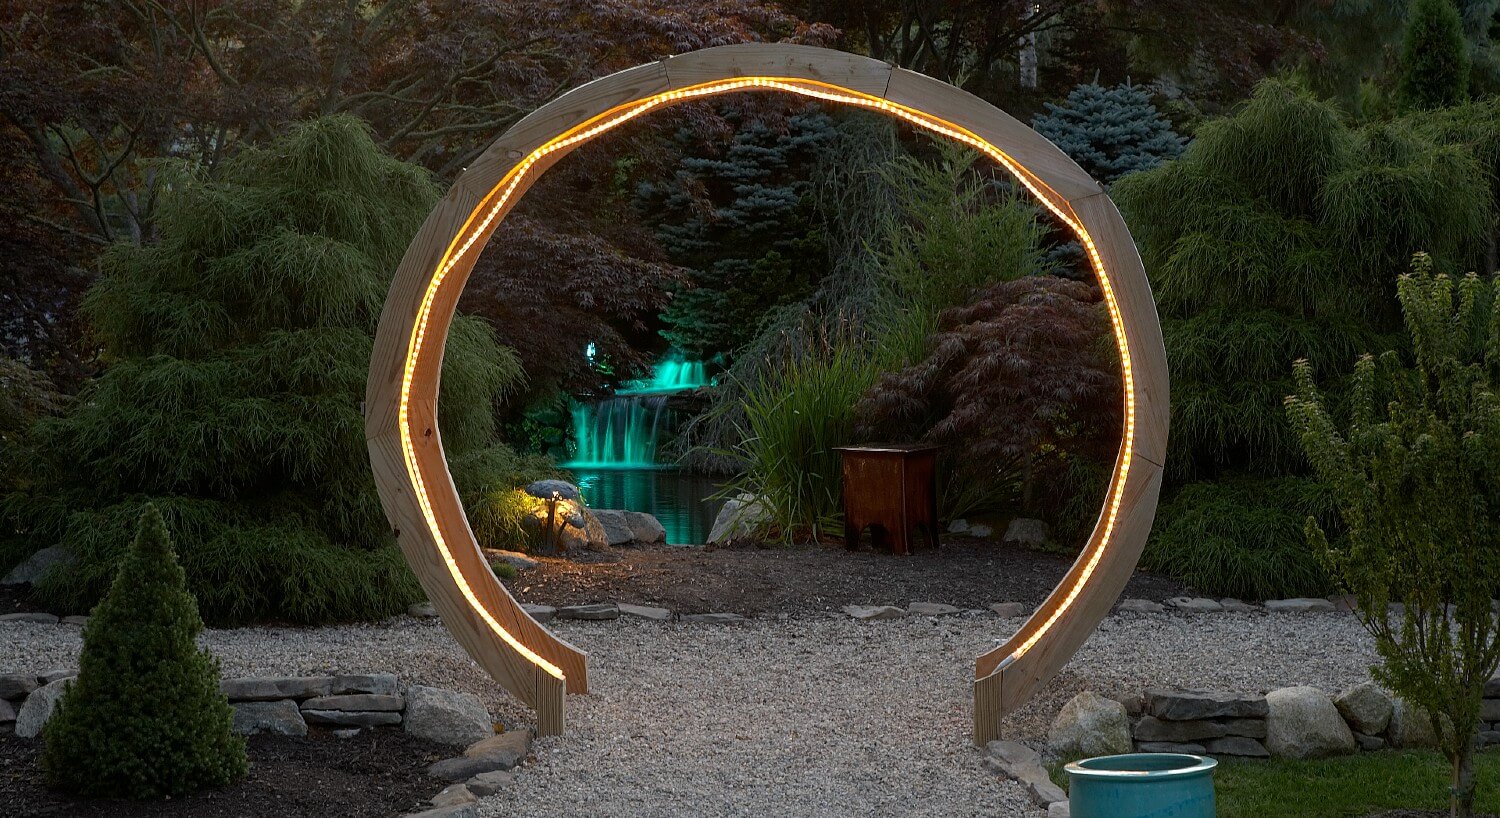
[571,468,727,546]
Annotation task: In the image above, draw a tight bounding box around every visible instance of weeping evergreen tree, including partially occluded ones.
[1113,80,1493,597]
[2,116,547,624]
[1397,0,1472,111]
[1032,82,1187,184]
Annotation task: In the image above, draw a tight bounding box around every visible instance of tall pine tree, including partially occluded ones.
[639,110,836,360]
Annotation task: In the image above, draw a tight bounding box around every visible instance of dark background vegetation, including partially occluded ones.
[3,0,1500,621]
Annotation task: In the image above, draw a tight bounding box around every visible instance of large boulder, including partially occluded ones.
[1003,518,1048,547]
[14,677,71,739]
[708,493,772,545]
[231,700,308,737]
[1047,691,1132,758]
[520,501,607,553]
[2,546,73,585]
[590,510,636,546]
[1388,698,1446,749]
[1264,686,1356,759]
[405,686,493,747]
[1334,682,1393,736]
[623,512,667,544]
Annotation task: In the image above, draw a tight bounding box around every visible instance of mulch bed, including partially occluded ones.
[511,535,1188,614]
[0,728,448,818]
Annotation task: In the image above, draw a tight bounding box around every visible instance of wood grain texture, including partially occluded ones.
[366,43,1168,741]
[662,43,892,95]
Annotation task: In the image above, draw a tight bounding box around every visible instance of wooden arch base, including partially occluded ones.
[365,43,1169,741]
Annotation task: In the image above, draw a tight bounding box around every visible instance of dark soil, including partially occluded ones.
[0,728,448,818]
[510,535,1188,614]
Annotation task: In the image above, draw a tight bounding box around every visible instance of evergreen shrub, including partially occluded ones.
[42,504,247,798]
[1032,82,1186,184]
[3,116,556,624]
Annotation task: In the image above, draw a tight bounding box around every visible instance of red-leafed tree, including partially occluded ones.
[856,275,1120,522]
[0,0,828,393]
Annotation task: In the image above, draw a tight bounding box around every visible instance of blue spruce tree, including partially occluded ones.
[639,110,835,360]
[1032,82,1186,184]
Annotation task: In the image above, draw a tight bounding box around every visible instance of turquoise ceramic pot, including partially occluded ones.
[1065,753,1218,818]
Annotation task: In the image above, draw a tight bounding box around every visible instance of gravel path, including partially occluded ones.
[3,610,1380,818]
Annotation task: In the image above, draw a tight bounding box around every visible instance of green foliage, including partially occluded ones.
[724,330,881,541]
[3,116,551,624]
[1114,79,1493,595]
[719,143,1053,539]
[641,111,837,359]
[42,505,246,798]
[866,148,1052,366]
[1398,0,1472,111]
[1032,82,1187,184]
[0,358,66,573]
[1287,253,1500,816]
[1144,477,1335,599]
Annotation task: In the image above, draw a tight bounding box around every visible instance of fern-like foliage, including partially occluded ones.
[1113,78,1494,597]
[3,116,554,624]
[857,276,1118,522]
[1287,253,1500,816]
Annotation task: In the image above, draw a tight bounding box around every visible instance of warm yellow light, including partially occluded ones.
[398,75,1139,684]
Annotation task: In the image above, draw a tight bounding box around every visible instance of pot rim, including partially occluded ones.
[1064,753,1219,780]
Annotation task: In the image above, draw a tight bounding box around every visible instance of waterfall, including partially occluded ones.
[566,354,709,468]
[568,395,670,468]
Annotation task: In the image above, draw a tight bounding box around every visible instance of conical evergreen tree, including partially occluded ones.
[639,110,836,359]
[1032,82,1186,184]
[2,116,549,624]
[42,504,247,798]
[1397,0,1472,111]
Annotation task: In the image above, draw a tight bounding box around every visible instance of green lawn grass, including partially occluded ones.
[1213,750,1500,818]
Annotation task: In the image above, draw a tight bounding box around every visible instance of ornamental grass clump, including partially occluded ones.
[1287,253,1500,818]
[42,504,246,798]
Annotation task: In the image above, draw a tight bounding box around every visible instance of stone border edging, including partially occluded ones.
[0,670,539,818]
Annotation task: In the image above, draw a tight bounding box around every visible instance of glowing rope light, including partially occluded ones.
[398,76,1139,683]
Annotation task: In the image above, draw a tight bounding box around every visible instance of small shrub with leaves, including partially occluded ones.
[1287,253,1500,818]
[42,504,247,798]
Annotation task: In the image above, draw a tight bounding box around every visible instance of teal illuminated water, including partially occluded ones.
[618,357,709,395]
[566,355,711,468]
[566,355,720,542]
[573,469,726,545]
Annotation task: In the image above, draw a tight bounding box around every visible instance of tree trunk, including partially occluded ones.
[1452,739,1475,818]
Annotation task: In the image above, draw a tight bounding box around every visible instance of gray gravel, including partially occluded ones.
[2,610,1380,818]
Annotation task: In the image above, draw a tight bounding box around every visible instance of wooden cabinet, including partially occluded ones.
[835,444,940,556]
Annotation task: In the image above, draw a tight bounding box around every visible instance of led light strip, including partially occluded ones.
[398,76,1137,682]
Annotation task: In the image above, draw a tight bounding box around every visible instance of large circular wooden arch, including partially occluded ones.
[366,43,1168,742]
